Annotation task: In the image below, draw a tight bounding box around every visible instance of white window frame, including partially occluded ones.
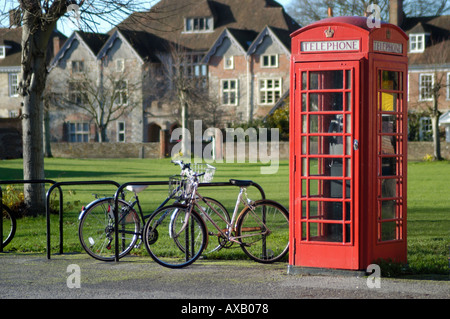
[9,110,19,118]
[261,54,278,68]
[184,17,213,32]
[419,73,434,101]
[409,34,426,53]
[71,60,84,73]
[69,122,89,142]
[221,79,239,106]
[259,78,282,105]
[68,81,86,104]
[447,73,450,100]
[114,80,128,105]
[9,73,19,97]
[0,46,5,59]
[224,56,234,70]
[116,59,124,72]
[117,121,126,142]
[419,117,432,141]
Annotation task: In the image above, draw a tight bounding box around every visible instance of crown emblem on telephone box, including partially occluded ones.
[324,27,334,38]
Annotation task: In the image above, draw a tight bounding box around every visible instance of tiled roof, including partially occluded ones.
[0,28,22,67]
[117,0,300,53]
[402,15,450,65]
[0,27,66,68]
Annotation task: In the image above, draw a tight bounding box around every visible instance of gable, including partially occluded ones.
[248,27,290,57]
[51,33,98,69]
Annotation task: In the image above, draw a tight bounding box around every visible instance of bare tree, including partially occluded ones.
[0,0,156,215]
[286,0,449,26]
[409,40,450,160]
[62,68,142,142]
[156,42,211,155]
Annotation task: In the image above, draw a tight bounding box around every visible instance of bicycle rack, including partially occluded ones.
[0,179,59,253]
[0,179,120,258]
[112,180,266,262]
[46,180,121,259]
[1,178,267,261]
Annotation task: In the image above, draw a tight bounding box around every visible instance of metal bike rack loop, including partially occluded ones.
[46,180,121,259]
[0,179,59,253]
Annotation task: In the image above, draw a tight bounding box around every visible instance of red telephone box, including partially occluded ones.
[289,17,408,270]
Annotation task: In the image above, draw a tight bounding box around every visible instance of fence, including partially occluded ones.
[1,178,266,261]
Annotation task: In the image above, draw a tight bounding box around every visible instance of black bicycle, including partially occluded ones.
[2,204,16,249]
[78,161,228,261]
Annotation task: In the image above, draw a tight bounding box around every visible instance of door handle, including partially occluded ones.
[353,139,359,151]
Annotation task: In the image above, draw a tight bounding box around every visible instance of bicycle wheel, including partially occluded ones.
[2,205,16,249]
[143,204,207,268]
[196,197,230,253]
[236,199,289,263]
[78,198,140,261]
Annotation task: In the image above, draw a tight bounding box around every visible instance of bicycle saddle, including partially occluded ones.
[229,179,253,187]
[126,185,149,193]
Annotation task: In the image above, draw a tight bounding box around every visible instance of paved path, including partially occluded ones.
[1,253,448,311]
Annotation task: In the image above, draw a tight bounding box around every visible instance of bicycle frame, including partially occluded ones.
[175,180,269,246]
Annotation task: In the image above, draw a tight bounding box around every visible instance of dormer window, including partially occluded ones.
[409,34,426,53]
[0,46,8,58]
[184,17,213,32]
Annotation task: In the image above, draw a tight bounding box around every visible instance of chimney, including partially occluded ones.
[327,7,333,17]
[9,9,21,27]
[389,0,403,26]
[53,36,63,57]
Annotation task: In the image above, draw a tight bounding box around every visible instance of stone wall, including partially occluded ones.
[49,141,450,161]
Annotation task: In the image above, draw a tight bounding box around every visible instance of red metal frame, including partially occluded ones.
[290,17,408,270]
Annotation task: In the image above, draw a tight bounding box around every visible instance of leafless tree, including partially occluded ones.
[0,0,157,215]
[156,42,219,154]
[409,40,450,160]
[286,0,449,26]
[62,68,142,142]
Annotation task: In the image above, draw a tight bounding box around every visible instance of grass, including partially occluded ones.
[1,158,449,277]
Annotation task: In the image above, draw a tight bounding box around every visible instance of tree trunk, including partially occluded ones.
[431,93,442,161]
[20,13,57,216]
[431,115,442,160]
[44,108,53,158]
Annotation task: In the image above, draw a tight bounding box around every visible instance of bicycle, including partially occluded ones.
[142,172,289,268]
[78,161,228,261]
[2,204,16,249]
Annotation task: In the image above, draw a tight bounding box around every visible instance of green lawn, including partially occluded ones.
[1,158,449,276]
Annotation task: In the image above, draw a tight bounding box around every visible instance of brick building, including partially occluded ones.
[45,0,299,144]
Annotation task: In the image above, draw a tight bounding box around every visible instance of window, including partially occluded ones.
[262,54,278,68]
[69,81,86,104]
[185,17,213,32]
[69,122,89,142]
[419,74,433,101]
[419,117,432,141]
[71,60,84,73]
[224,56,234,70]
[409,34,425,53]
[114,80,128,105]
[9,110,19,118]
[116,59,124,72]
[447,73,450,100]
[0,46,5,59]
[259,78,282,104]
[221,79,238,105]
[117,121,125,142]
[185,53,208,89]
[9,73,19,97]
